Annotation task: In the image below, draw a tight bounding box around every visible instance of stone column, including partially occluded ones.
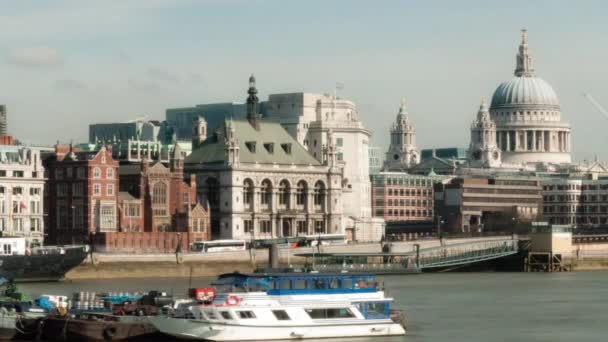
[497,131,502,150]
[532,130,536,151]
[506,131,510,151]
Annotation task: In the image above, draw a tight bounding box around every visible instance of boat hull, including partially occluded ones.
[40,316,157,341]
[149,316,405,341]
[0,247,88,282]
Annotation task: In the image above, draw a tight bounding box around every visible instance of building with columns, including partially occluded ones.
[185,76,346,241]
[489,29,571,166]
[383,100,420,171]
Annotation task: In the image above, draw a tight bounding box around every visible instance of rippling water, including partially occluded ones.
[17,271,608,341]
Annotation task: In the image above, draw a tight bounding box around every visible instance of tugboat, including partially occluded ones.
[149,272,406,341]
[0,237,88,282]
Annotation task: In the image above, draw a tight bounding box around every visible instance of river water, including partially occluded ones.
[17,272,608,342]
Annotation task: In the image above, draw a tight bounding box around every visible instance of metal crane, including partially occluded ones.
[583,93,608,119]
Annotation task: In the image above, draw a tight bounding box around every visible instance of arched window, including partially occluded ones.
[152,182,168,216]
[260,179,272,209]
[93,167,101,179]
[314,181,326,210]
[278,180,290,208]
[296,181,307,208]
[243,179,254,211]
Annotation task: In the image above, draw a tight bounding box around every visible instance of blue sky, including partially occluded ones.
[1,0,607,160]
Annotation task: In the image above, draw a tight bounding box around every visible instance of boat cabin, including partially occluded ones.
[212,273,380,295]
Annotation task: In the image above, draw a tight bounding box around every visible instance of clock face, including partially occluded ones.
[393,154,399,160]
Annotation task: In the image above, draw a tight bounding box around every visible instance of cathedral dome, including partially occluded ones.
[490,76,560,110]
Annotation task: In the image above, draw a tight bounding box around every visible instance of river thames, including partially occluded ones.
[18,271,608,341]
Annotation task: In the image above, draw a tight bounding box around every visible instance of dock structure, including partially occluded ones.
[524,223,573,272]
[296,237,519,273]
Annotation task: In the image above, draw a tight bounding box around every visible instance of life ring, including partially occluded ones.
[225,295,241,306]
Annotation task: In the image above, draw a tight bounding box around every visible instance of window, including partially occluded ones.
[0,219,4,231]
[204,310,218,320]
[152,182,168,216]
[12,218,22,232]
[57,183,68,197]
[30,218,41,232]
[244,220,253,233]
[30,201,40,214]
[126,204,140,218]
[93,167,101,179]
[297,221,307,234]
[0,171,5,177]
[272,310,291,321]
[99,204,116,231]
[260,180,272,208]
[66,167,72,178]
[296,181,307,207]
[77,167,85,179]
[220,311,233,320]
[281,143,292,154]
[192,218,204,232]
[315,220,325,233]
[264,143,274,154]
[336,138,343,147]
[243,179,254,211]
[237,311,256,319]
[0,187,4,194]
[29,188,41,196]
[101,155,106,164]
[366,302,388,319]
[12,201,22,214]
[73,201,84,229]
[260,220,271,234]
[305,308,355,319]
[73,183,84,197]
[106,168,114,179]
[245,141,256,153]
[107,184,114,196]
[93,184,101,196]
[12,171,24,178]
[57,200,68,229]
[314,181,325,210]
[55,168,64,180]
[12,187,22,195]
[278,180,290,208]
[337,152,343,161]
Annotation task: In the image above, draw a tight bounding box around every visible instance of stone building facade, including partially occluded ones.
[468,99,501,168]
[185,76,346,241]
[542,178,608,227]
[0,146,45,247]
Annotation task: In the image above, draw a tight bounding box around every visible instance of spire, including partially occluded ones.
[514,29,535,77]
[477,97,490,120]
[246,74,260,129]
[398,98,408,116]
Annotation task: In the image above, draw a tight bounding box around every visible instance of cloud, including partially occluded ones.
[147,66,180,83]
[128,78,161,93]
[5,46,64,68]
[54,79,87,91]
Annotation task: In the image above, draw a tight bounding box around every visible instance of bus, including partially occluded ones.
[192,240,247,253]
[304,234,348,247]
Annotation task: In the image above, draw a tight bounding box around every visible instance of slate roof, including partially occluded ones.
[185,119,320,166]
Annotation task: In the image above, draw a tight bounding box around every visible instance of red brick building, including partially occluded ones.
[45,144,210,251]
[45,145,120,244]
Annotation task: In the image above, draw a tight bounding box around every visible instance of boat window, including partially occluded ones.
[205,310,218,320]
[305,308,355,319]
[198,311,207,320]
[293,280,306,289]
[367,302,388,318]
[342,279,353,289]
[313,279,326,289]
[272,310,291,321]
[280,280,291,289]
[329,279,339,289]
[268,280,278,289]
[237,311,257,319]
[220,311,233,320]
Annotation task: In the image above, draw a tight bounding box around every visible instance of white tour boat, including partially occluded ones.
[149,272,406,341]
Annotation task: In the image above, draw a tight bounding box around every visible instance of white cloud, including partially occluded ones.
[5,47,64,68]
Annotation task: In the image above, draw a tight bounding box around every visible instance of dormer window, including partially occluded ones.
[264,143,274,154]
[245,141,256,153]
[281,143,292,155]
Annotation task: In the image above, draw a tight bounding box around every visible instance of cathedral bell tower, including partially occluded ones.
[383,99,420,171]
[192,116,207,150]
[246,74,261,130]
[469,98,501,168]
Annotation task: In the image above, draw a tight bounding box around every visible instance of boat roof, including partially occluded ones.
[295,252,416,257]
[213,272,376,287]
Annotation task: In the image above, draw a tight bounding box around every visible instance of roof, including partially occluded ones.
[185,119,320,166]
[119,191,138,201]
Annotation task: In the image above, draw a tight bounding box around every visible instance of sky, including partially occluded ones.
[1,0,607,161]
